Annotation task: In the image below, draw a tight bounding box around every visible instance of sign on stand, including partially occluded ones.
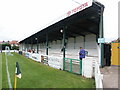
[98,38,105,43]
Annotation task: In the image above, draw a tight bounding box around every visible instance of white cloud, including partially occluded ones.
[0,0,79,41]
[98,0,119,41]
[0,0,119,42]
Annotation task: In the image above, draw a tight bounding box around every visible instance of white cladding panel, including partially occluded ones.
[85,34,98,56]
[21,34,99,57]
[67,38,74,49]
[75,36,84,49]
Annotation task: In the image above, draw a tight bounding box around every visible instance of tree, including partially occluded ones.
[2,43,11,50]
[12,45,19,50]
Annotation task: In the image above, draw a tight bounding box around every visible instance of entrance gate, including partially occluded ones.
[64,58,82,75]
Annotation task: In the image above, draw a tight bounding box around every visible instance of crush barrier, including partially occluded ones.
[64,58,82,75]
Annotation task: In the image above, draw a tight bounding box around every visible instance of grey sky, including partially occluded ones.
[0,0,119,42]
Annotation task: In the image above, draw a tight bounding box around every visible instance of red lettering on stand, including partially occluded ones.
[67,11,71,16]
[66,2,89,16]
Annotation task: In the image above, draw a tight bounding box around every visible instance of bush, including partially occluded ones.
[12,45,19,50]
[1,44,11,50]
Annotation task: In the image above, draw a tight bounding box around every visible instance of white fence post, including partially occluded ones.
[95,60,103,89]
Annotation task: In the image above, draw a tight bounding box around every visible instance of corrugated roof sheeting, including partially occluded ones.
[19,1,104,44]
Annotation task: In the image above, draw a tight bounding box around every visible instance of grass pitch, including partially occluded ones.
[2,52,95,88]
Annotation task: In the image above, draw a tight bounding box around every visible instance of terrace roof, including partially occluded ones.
[19,1,104,44]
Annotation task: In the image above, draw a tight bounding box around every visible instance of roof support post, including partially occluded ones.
[26,41,28,52]
[37,41,39,53]
[46,33,48,55]
[99,7,104,67]
[35,38,39,53]
[63,26,67,70]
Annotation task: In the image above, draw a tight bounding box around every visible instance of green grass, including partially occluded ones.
[2,53,9,88]
[2,52,95,88]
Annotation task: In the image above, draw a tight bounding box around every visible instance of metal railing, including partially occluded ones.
[64,58,82,75]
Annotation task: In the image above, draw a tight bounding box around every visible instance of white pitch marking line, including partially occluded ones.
[5,53,13,90]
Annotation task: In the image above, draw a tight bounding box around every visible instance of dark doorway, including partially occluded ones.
[104,43,111,66]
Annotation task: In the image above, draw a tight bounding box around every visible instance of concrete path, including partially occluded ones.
[100,66,120,89]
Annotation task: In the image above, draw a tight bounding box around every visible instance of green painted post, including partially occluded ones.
[35,38,39,53]
[63,27,66,70]
[37,39,39,53]
[70,59,72,72]
[46,33,48,55]
[26,41,28,51]
[99,7,104,67]
[80,60,82,74]
[64,58,66,70]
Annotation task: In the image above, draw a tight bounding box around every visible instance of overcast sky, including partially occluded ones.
[0,0,119,42]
